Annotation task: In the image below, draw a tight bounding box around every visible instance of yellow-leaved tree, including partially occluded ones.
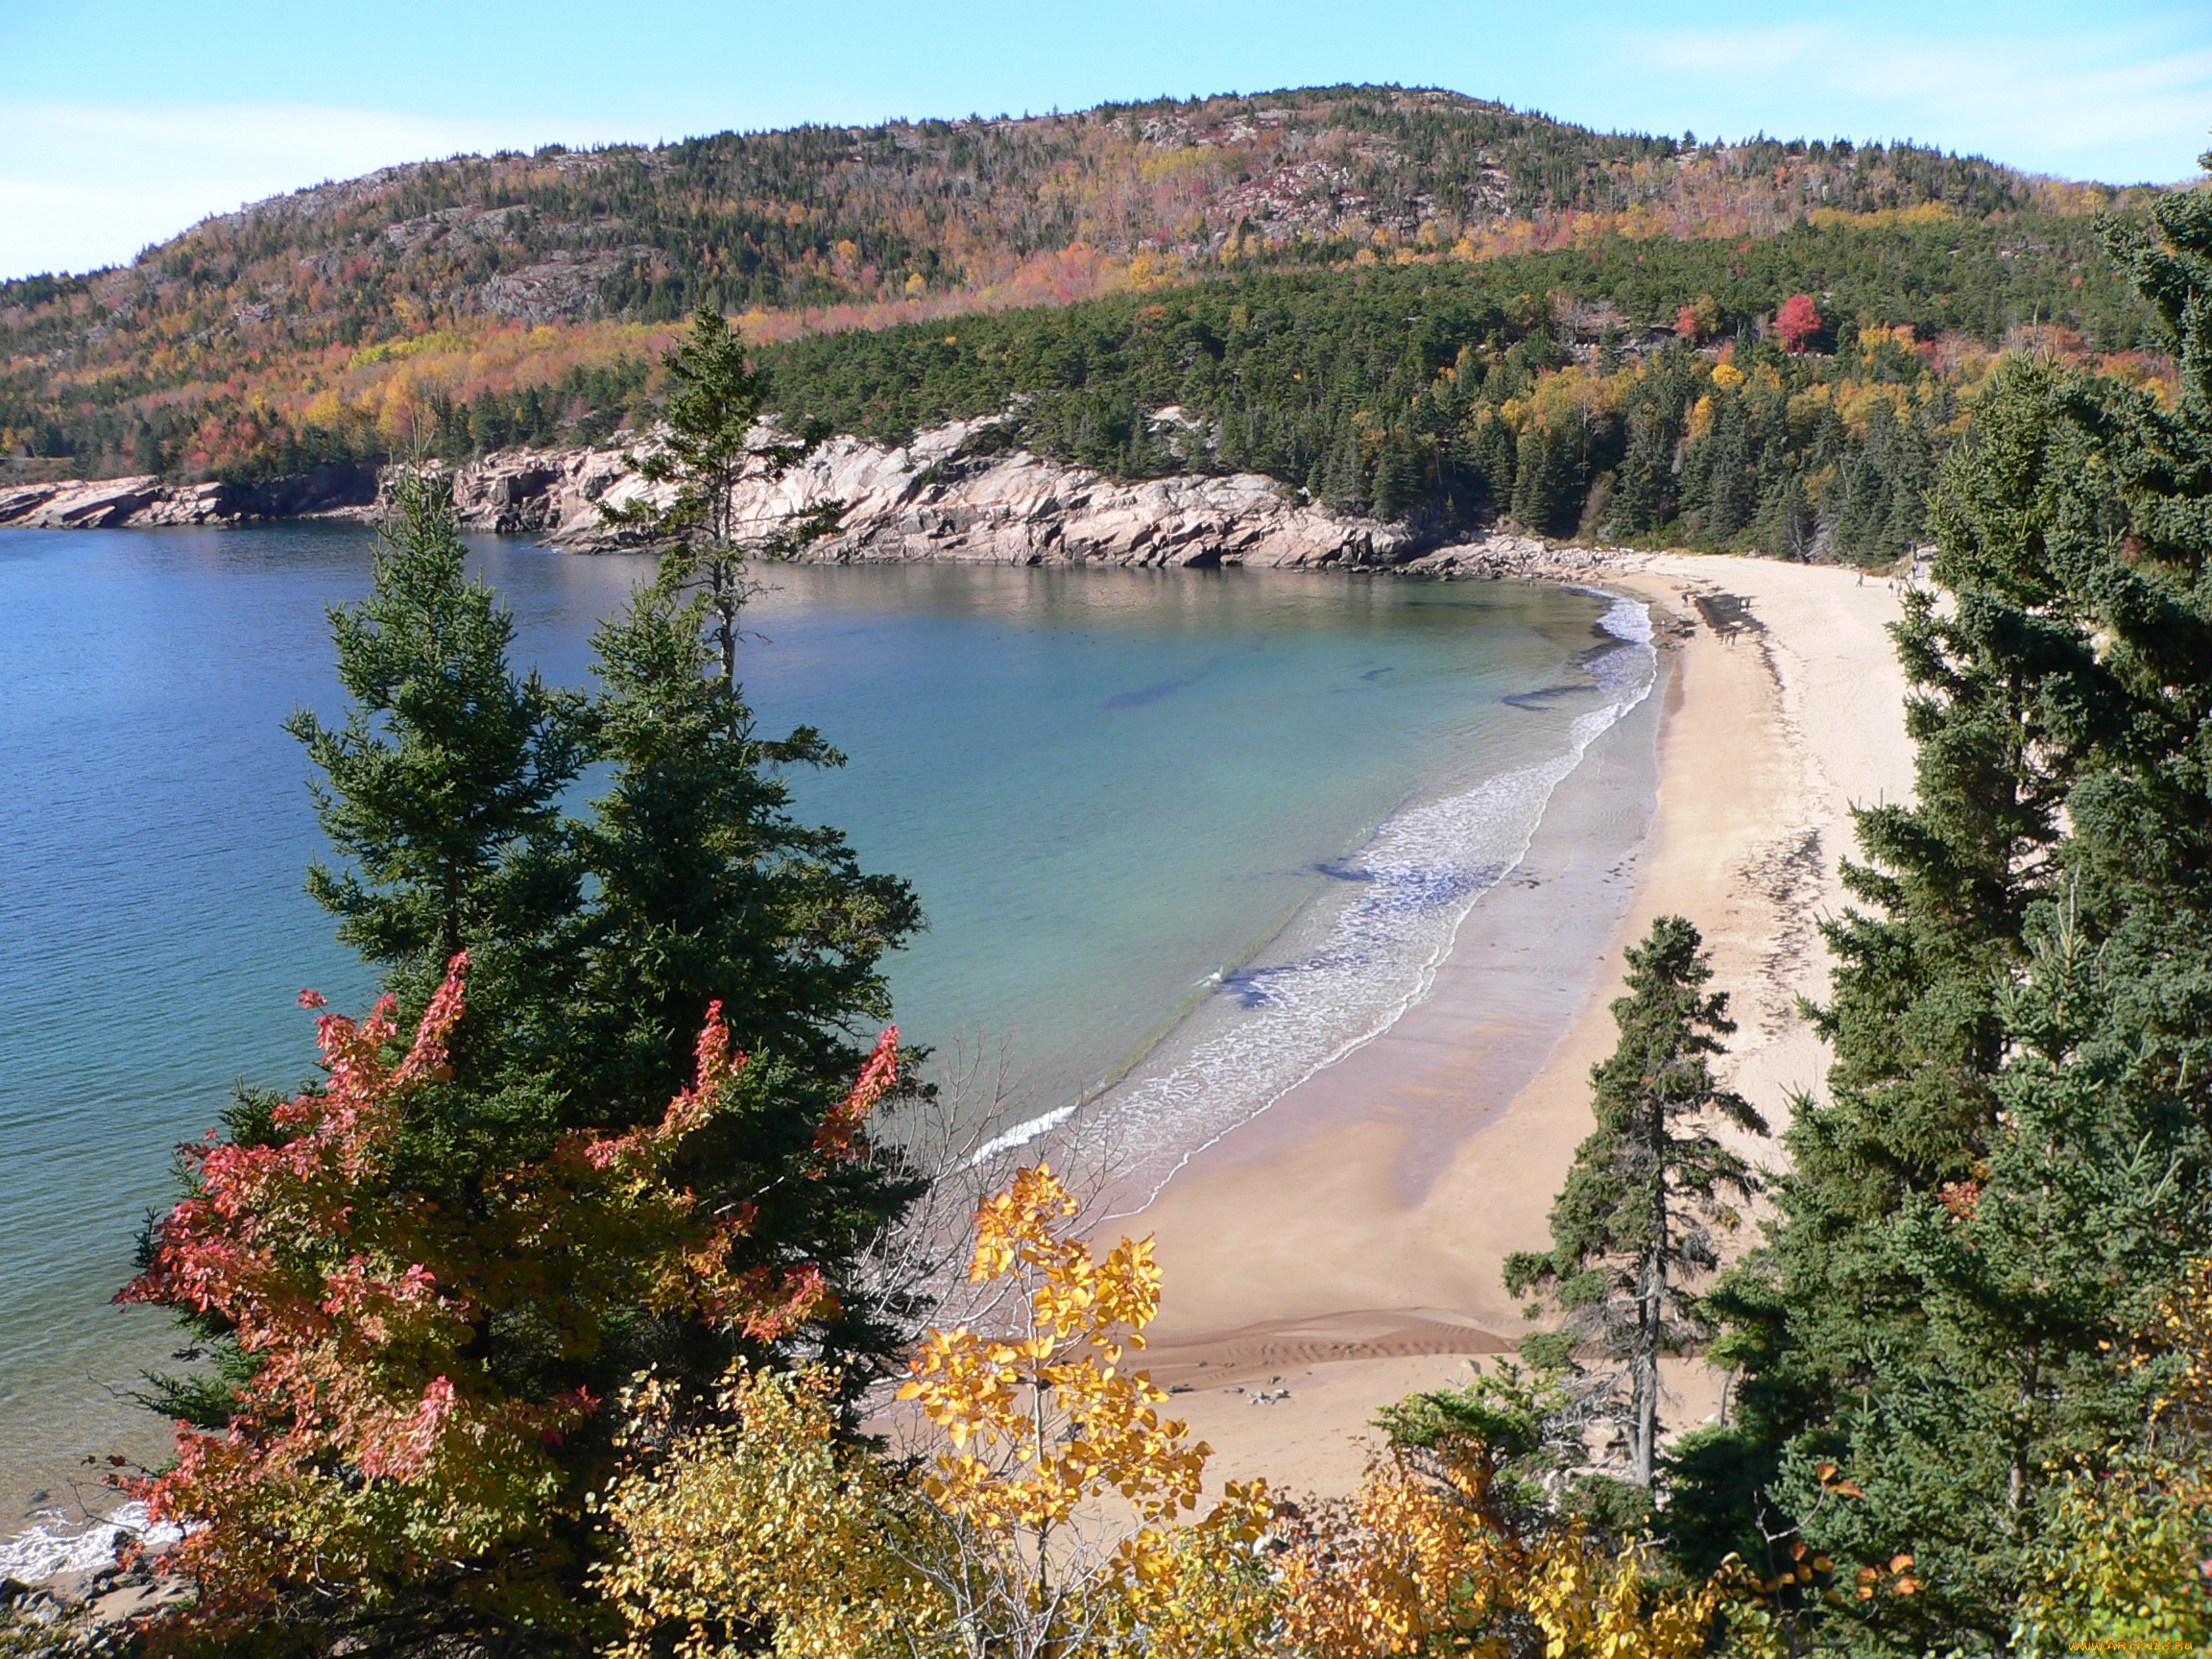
[897,1162,1279,1659]
[596,1364,942,1659]
[596,1162,1276,1659]
[1274,1390,1723,1658]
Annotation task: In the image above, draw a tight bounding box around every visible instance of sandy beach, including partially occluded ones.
[1127,553,1917,1495]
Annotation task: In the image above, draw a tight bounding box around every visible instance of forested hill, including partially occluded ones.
[0,84,2170,487]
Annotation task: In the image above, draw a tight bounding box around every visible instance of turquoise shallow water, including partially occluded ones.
[0,524,1640,1524]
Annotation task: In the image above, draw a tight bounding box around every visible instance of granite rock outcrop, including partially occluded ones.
[1,422,1427,571]
[449,419,1427,569]
[0,464,378,530]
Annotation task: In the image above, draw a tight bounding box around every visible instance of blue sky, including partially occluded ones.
[5,0,2208,280]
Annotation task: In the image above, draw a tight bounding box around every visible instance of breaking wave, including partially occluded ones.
[1003,589,1657,1203]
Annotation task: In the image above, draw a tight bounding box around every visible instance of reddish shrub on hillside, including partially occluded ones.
[1775,293,1825,351]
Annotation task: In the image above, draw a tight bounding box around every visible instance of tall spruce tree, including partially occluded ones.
[1673,150,2212,1650]
[1505,915,1767,1489]
[609,306,836,711]
[571,585,924,1387]
[285,465,590,1143]
[288,466,588,986]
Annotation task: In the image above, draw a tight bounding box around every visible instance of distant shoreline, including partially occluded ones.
[0,431,1793,588]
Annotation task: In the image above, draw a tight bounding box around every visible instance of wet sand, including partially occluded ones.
[1129,554,1916,1496]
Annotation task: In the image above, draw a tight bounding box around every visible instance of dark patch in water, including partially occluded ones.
[1217,968,1288,1009]
[1579,639,1638,667]
[1360,665,1396,682]
[1316,860,1509,910]
[1217,956,1348,1008]
[1502,683,1598,709]
[1103,677,1196,709]
[1102,658,1222,709]
[1361,865,1497,913]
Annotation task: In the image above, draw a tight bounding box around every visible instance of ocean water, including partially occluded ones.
[0,523,1648,1528]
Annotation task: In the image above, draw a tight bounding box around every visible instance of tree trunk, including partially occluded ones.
[1632,1086,1670,1488]
[1632,1250,1660,1488]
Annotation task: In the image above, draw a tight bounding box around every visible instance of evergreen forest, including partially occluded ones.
[757,216,2164,564]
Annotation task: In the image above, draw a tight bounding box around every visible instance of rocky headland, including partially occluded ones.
[1,419,1573,573]
[459,417,1439,568]
[0,462,379,530]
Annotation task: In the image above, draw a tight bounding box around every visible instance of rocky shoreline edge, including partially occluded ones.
[0,418,1640,579]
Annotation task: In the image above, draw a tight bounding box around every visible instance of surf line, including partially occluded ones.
[979,590,1660,1211]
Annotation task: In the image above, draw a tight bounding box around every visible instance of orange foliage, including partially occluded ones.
[120,960,895,1647]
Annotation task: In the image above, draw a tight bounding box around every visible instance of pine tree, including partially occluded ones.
[1504,916,1767,1488]
[1696,396,1755,543]
[1677,155,2212,1647]
[610,306,837,712]
[1609,402,1676,537]
[1370,430,1426,519]
[571,587,925,1388]
[1319,419,1368,510]
[1509,418,1579,535]
[284,465,589,1113]
[1464,406,1518,511]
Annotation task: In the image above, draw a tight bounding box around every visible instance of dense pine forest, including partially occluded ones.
[0,83,2177,556]
[757,215,2163,564]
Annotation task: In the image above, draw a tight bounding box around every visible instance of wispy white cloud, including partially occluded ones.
[0,102,656,278]
[1620,20,2212,180]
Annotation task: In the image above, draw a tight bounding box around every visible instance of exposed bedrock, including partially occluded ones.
[452,418,1431,570]
[0,421,1431,571]
[0,463,379,529]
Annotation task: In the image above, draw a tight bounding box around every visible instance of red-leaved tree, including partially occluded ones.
[120,955,898,1654]
[1773,293,1825,351]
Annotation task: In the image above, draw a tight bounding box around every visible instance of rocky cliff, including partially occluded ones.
[0,423,1428,571]
[450,419,1426,569]
[0,464,377,530]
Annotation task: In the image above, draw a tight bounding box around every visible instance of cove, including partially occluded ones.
[0,523,1626,1517]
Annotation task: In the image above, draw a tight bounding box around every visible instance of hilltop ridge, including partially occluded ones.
[0,84,2165,488]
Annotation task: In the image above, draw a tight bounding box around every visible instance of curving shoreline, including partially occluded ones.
[0,534,1911,1561]
[1130,550,1916,1497]
[1067,588,1662,1215]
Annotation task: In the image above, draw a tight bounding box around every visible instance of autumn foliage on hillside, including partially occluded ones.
[1771,293,1823,350]
[0,84,2171,484]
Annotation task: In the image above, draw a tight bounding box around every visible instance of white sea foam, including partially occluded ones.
[966,1101,1079,1166]
[0,1501,180,1583]
[1039,589,1659,1205]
